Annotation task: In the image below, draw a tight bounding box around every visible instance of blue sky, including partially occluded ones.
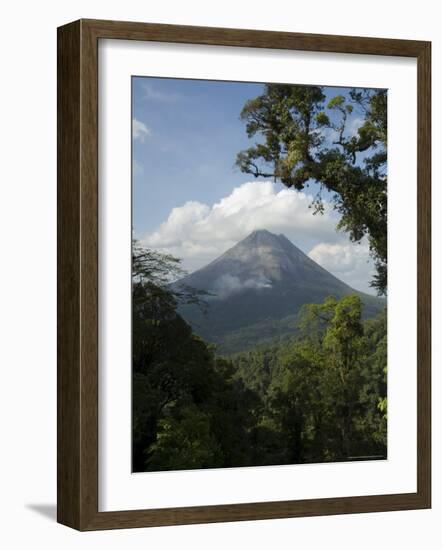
[133,78,265,234]
[132,77,382,294]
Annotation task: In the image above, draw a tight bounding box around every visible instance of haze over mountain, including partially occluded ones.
[177,229,385,353]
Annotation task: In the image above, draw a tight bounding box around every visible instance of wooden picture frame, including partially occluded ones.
[57,18,431,530]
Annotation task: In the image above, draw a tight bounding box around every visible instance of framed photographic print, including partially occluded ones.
[57,19,431,530]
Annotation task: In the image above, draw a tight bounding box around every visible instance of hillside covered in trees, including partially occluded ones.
[132,243,387,472]
[177,229,384,354]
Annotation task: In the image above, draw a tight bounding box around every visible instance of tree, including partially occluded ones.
[132,240,210,315]
[236,85,387,294]
[322,295,364,458]
[132,242,215,470]
[359,309,387,448]
[146,406,223,471]
[265,346,321,463]
[296,295,386,460]
[132,242,262,471]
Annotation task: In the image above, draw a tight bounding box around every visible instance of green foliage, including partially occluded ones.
[132,243,260,471]
[132,243,387,471]
[236,85,388,294]
[147,406,223,471]
[232,294,387,463]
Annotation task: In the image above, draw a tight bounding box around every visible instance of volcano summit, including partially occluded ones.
[177,230,384,353]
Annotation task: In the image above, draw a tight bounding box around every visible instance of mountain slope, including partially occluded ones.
[177,230,385,353]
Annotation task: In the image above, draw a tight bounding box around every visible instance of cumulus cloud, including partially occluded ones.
[143,181,336,254]
[308,241,375,293]
[132,118,150,142]
[141,181,376,293]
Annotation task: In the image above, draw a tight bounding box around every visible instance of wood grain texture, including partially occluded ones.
[57,20,81,529]
[57,20,100,530]
[84,18,427,57]
[57,19,431,531]
[416,42,431,507]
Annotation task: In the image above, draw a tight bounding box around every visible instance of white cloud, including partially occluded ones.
[141,181,376,293]
[308,241,375,293]
[318,126,339,145]
[132,118,150,142]
[346,116,365,137]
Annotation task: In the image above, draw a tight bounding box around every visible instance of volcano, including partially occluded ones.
[177,230,385,353]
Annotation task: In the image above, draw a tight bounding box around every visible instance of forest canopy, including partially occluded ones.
[132,243,387,472]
